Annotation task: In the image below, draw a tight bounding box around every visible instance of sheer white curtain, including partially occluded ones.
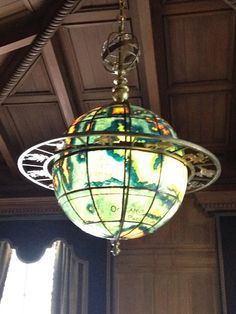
[51,241,88,314]
[0,241,12,301]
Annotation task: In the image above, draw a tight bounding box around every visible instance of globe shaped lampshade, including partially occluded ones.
[52,102,188,240]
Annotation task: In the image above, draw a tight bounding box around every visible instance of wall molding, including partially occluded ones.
[0,196,63,218]
[195,190,236,213]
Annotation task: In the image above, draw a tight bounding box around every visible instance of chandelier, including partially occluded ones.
[18,0,221,255]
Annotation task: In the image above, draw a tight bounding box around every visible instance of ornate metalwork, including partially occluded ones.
[101,0,140,102]
[18,133,221,193]
[102,33,140,74]
[111,240,121,256]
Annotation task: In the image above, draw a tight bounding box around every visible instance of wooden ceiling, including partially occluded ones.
[0,0,235,210]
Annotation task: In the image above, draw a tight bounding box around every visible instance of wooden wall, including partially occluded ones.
[113,196,221,314]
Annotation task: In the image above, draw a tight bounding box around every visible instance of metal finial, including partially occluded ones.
[111,240,121,256]
[102,0,140,102]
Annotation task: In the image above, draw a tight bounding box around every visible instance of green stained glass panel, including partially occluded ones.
[70,121,92,133]
[69,136,88,146]
[93,106,111,118]
[129,105,156,119]
[148,199,183,232]
[92,117,126,132]
[142,192,177,225]
[129,151,162,190]
[104,222,122,235]
[124,189,155,222]
[130,118,156,134]
[91,188,123,221]
[66,190,100,223]
[158,156,188,198]
[59,195,85,224]
[87,150,125,188]
[54,153,88,193]
[80,108,98,121]
[121,226,148,239]
[52,165,64,199]
[79,222,112,239]
[120,222,151,239]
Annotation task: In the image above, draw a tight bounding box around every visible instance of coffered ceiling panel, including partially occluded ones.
[0,0,27,18]
[0,0,47,13]
[15,56,54,94]
[164,10,234,85]
[0,53,10,67]
[24,0,45,11]
[59,22,139,91]
[1,102,66,151]
[170,92,230,151]
[73,0,118,13]
[0,0,25,11]
[81,0,117,7]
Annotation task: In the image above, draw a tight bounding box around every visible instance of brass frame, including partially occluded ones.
[18,132,221,193]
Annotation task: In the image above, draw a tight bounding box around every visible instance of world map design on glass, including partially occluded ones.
[52,103,188,240]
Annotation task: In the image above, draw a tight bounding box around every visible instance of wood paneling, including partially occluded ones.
[79,0,118,11]
[154,271,219,314]
[170,92,230,148]
[0,0,27,19]
[83,0,117,5]
[165,11,234,85]
[114,197,221,314]
[0,53,11,67]
[121,197,216,250]
[56,12,143,114]
[115,273,154,314]
[0,53,16,81]
[65,22,139,91]
[42,42,75,126]
[0,0,48,17]
[196,190,236,213]
[1,102,66,150]
[162,0,229,15]
[23,0,45,11]
[15,56,54,94]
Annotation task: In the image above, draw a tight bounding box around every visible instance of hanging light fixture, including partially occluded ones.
[18,0,221,255]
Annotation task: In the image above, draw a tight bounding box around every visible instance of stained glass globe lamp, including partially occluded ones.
[17,1,221,255]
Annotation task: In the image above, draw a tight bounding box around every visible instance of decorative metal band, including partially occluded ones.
[0,0,82,104]
[17,132,221,193]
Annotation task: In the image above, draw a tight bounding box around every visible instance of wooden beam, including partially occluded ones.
[0,14,40,55]
[222,0,236,10]
[0,133,19,177]
[0,0,83,105]
[168,80,233,95]
[129,0,161,114]
[162,0,230,16]
[0,35,36,56]
[42,41,75,126]
[62,9,128,27]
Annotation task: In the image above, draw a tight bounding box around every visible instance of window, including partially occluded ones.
[0,244,56,314]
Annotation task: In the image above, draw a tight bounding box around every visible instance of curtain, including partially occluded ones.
[51,241,88,314]
[0,241,12,301]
